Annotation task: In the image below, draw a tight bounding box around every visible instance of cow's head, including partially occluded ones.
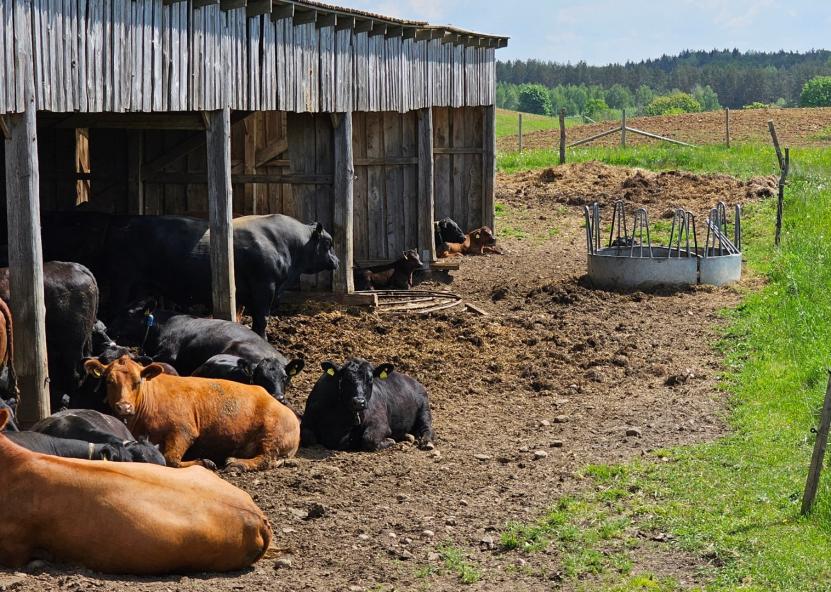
[470,226,497,247]
[251,358,305,404]
[400,249,423,271]
[108,298,159,346]
[123,437,166,465]
[438,218,466,244]
[305,222,339,274]
[84,355,165,418]
[0,397,18,432]
[320,359,394,425]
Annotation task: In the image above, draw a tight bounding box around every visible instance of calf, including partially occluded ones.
[32,409,166,465]
[301,359,434,451]
[109,302,303,404]
[438,226,501,257]
[0,407,271,574]
[434,217,466,248]
[85,356,300,471]
[354,249,424,290]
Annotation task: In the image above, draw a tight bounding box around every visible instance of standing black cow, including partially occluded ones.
[300,359,434,451]
[31,409,165,465]
[0,261,98,410]
[108,302,304,404]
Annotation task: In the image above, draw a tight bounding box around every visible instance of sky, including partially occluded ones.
[346,0,831,65]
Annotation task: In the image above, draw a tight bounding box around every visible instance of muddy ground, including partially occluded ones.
[498,106,831,152]
[1,163,769,591]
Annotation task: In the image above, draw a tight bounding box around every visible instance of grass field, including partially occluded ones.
[494,144,831,590]
[495,108,582,138]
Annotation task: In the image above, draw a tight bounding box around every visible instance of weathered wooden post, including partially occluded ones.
[417,108,436,262]
[559,108,566,165]
[204,107,236,321]
[621,109,626,148]
[4,0,50,424]
[518,112,523,153]
[725,108,730,148]
[802,372,831,515]
[768,121,789,247]
[482,106,496,231]
[332,112,355,293]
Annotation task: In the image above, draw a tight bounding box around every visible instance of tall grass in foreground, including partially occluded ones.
[495,144,831,590]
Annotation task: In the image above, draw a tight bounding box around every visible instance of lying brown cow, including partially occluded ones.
[438,226,502,257]
[84,356,299,472]
[0,407,271,574]
[354,249,423,290]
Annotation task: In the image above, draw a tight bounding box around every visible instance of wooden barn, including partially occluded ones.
[0,0,507,422]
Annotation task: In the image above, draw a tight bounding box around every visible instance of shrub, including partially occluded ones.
[584,98,609,118]
[518,84,552,115]
[644,92,701,116]
[743,101,771,110]
[800,76,831,107]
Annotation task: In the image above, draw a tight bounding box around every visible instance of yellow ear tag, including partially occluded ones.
[379,370,388,380]
[289,368,297,376]
[327,368,335,376]
[93,368,102,378]
[474,233,480,239]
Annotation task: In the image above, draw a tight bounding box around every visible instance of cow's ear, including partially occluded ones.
[0,407,9,431]
[374,363,394,380]
[312,222,323,240]
[140,363,165,381]
[84,358,107,379]
[474,232,480,240]
[238,358,254,377]
[134,355,154,366]
[286,359,305,379]
[321,361,339,378]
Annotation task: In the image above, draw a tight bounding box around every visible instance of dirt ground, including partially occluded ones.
[498,106,831,152]
[1,163,769,592]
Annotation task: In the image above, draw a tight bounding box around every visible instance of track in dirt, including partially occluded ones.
[5,163,763,591]
[498,106,831,152]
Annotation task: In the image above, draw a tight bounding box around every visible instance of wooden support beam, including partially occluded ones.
[204,108,236,322]
[53,112,206,130]
[127,131,144,214]
[332,112,354,294]
[482,106,496,231]
[142,132,205,178]
[246,0,272,17]
[417,108,436,263]
[254,137,289,168]
[144,172,332,185]
[5,1,49,424]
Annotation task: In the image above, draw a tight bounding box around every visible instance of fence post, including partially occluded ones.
[518,113,523,153]
[725,108,730,148]
[802,372,831,515]
[621,109,626,148]
[559,108,566,165]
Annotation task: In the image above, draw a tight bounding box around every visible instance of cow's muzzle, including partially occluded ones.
[115,402,135,417]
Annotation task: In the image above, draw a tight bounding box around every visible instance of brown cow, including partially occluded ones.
[0,407,271,574]
[354,249,424,290]
[84,356,299,472]
[438,226,502,258]
[0,298,16,398]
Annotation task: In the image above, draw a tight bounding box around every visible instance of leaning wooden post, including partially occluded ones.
[768,120,784,170]
[517,112,523,153]
[621,109,626,148]
[775,147,789,247]
[417,108,436,262]
[482,106,496,231]
[204,107,236,321]
[332,112,354,294]
[558,108,566,164]
[725,108,730,148]
[5,0,50,424]
[802,371,831,515]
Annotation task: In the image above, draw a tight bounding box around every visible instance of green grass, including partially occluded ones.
[496,108,582,138]
[495,143,831,590]
[437,544,481,585]
[811,126,831,142]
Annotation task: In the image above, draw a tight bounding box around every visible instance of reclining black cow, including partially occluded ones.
[0,261,98,410]
[300,359,434,451]
[5,430,155,463]
[31,409,165,465]
[109,301,304,404]
[434,217,466,251]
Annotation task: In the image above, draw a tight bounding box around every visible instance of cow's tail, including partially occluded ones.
[0,299,18,400]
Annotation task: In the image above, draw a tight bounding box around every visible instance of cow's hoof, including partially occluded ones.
[223,462,246,474]
[200,459,218,471]
[419,441,435,451]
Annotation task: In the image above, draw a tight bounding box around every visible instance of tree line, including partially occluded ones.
[497,49,831,111]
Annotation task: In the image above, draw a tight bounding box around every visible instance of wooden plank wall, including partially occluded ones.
[0,0,498,115]
[433,106,486,234]
[352,110,419,263]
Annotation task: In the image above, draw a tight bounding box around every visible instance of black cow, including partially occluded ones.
[434,217,466,250]
[354,249,424,291]
[0,397,17,432]
[5,431,146,462]
[191,354,298,401]
[0,261,98,410]
[31,409,165,465]
[300,359,434,451]
[109,302,304,404]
